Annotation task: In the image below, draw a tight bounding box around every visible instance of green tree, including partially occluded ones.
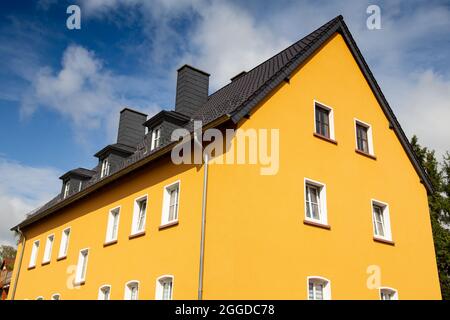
[0,245,17,270]
[411,135,450,299]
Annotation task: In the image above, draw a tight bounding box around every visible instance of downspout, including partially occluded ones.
[195,132,209,300]
[10,227,26,300]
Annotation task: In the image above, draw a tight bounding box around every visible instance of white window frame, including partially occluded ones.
[307,276,331,300]
[101,158,110,178]
[51,293,61,300]
[314,100,335,140]
[42,234,54,264]
[150,127,161,150]
[124,280,139,300]
[105,206,121,243]
[161,181,180,226]
[304,178,328,225]
[354,118,374,155]
[379,287,398,300]
[155,275,174,300]
[75,248,89,285]
[63,181,70,198]
[371,199,392,241]
[131,195,148,235]
[58,227,71,259]
[98,285,112,300]
[29,240,40,268]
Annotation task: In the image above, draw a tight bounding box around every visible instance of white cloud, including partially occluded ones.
[21,45,161,145]
[0,158,62,246]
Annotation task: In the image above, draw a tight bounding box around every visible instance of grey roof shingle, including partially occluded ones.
[13,15,432,231]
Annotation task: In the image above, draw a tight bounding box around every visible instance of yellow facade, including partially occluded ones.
[9,33,441,300]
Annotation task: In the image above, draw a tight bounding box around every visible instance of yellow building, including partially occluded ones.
[9,15,441,300]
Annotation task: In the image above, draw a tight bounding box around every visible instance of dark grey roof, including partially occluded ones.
[59,168,96,181]
[12,15,432,231]
[143,110,190,128]
[94,143,136,159]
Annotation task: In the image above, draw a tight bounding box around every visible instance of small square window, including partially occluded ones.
[155,275,174,300]
[380,288,398,300]
[307,277,331,300]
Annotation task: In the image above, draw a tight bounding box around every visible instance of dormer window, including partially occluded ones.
[151,127,161,151]
[63,181,70,199]
[101,158,110,178]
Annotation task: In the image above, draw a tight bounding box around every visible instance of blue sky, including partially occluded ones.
[1,0,449,244]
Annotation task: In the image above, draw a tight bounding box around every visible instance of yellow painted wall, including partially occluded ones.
[10,156,204,300]
[9,33,441,300]
[203,33,441,299]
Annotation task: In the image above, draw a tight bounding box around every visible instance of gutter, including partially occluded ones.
[194,130,209,300]
[10,227,25,300]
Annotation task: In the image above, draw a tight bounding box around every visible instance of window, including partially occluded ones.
[105,207,120,243]
[63,181,70,198]
[355,119,374,155]
[36,296,44,300]
[75,249,89,284]
[304,179,328,225]
[58,227,71,259]
[307,277,331,300]
[131,196,147,235]
[51,294,60,300]
[161,181,180,226]
[42,234,54,264]
[155,275,174,300]
[98,285,111,300]
[314,101,334,139]
[101,158,110,178]
[380,287,398,300]
[151,127,161,150]
[124,281,139,300]
[371,200,392,241]
[29,240,40,268]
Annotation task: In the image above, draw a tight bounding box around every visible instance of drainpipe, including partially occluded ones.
[10,227,26,300]
[195,131,209,300]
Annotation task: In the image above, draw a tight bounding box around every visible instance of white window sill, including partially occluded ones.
[159,220,179,230]
[303,218,331,230]
[129,230,146,239]
[373,236,395,246]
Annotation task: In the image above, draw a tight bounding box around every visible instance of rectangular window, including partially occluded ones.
[58,228,70,259]
[380,288,398,300]
[315,105,330,137]
[304,179,328,225]
[42,234,54,264]
[131,196,147,235]
[98,285,111,300]
[151,127,161,150]
[307,277,331,300]
[355,119,374,155]
[125,281,139,300]
[161,182,180,226]
[75,249,89,284]
[314,101,335,140]
[101,158,110,178]
[63,181,70,198]
[372,200,392,241]
[105,207,120,243]
[29,240,40,268]
[156,276,174,300]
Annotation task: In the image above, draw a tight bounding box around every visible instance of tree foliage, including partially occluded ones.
[0,245,17,270]
[411,135,450,299]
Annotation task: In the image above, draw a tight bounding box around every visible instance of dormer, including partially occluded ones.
[94,108,147,178]
[59,168,96,199]
[143,110,190,151]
